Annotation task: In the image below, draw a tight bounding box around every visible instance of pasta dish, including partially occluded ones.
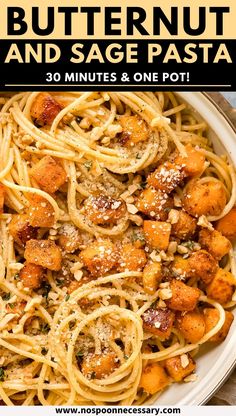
[0,91,236,406]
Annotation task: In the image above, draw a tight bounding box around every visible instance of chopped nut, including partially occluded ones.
[168,241,177,254]
[74,270,83,281]
[197,215,214,231]
[177,245,189,254]
[159,288,172,300]
[127,204,139,215]
[180,354,189,369]
[184,374,198,383]
[168,209,180,225]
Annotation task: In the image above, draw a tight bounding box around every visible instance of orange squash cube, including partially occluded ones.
[206,268,235,305]
[24,239,62,271]
[165,354,196,382]
[30,156,67,194]
[8,214,38,246]
[139,363,170,394]
[30,92,63,126]
[166,279,200,312]
[19,262,44,289]
[27,194,55,227]
[203,308,234,342]
[143,221,171,251]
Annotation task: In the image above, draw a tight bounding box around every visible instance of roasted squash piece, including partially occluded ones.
[170,210,197,240]
[8,214,38,246]
[170,256,192,280]
[19,262,44,289]
[79,240,118,277]
[58,223,81,253]
[203,308,234,342]
[84,195,126,225]
[24,239,62,271]
[165,354,196,382]
[199,229,232,260]
[183,179,227,217]
[119,115,149,146]
[136,188,173,221]
[143,262,162,294]
[188,249,218,285]
[142,307,175,340]
[166,279,200,312]
[206,268,235,305]
[143,220,171,251]
[27,194,55,227]
[118,243,147,272]
[139,363,170,394]
[30,156,67,194]
[30,92,63,126]
[216,207,236,242]
[175,144,205,177]
[177,310,206,343]
[147,162,185,193]
[81,351,118,379]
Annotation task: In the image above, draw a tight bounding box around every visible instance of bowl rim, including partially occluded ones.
[166,92,236,406]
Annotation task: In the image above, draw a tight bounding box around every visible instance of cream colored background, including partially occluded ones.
[0,0,235,39]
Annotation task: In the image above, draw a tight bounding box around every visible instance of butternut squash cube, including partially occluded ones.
[24,239,62,271]
[119,115,149,146]
[143,221,171,251]
[147,162,185,193]
[139,363,170,394]
[189,249,218,285]
[165,354,196,382]
[136,188,173,221]
[8,214,38,246]
[19,262,44,289]
[142,307,175,340]
[79,240,118,277]
[166,279,200,311]
[203,308,234,342]
[216,207,236,242]
[30,156,67,194]
[143,262,162,294]
[27,194,55,227]
[118,243,147,272]
[175,144,205,177]
[81,351,118,379]
[206,268,235,305]
[30,92,63,126]
[199,229,232,260]
[177,311,206,343]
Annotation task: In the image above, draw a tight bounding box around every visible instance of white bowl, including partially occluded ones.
[156,92,236,406]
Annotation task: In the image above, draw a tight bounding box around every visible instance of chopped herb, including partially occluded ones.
[90,371,96,379]
[42,283,51,302]
[76,351,84,358]
[0,368,5,381]
[124,355,129,360]
[76,116,81,123]
[65,294,70,302]
[14,273,20,281]
[56,278,65,288]
[183,240,195,250]
[41,323,50,334]
[163,207,172,213]
[69,321,75,330]
[8,303,15,309]
[41,348,48,356]
[140,181,146,189]
[136,153,142,159]
[183,253,189,259]
[131,231,145,244]
[2,293,10,301]
[84,160,93,171]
